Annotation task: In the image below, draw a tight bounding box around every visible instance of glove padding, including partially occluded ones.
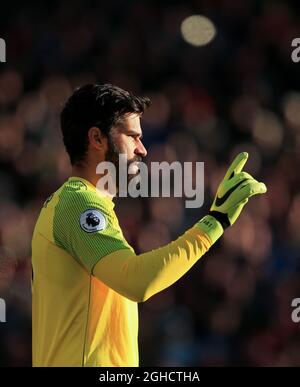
[210,152,267,229]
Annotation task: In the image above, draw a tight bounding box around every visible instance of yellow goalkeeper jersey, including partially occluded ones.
[32,176,223,367]
[32,177,138,367]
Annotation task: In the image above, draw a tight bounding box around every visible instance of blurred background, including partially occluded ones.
[1,0,300,367]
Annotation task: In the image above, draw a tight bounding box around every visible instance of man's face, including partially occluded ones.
[105,113,147,184]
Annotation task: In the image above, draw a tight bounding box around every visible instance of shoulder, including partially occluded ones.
[58,179,114,214]
[54,179,116,233]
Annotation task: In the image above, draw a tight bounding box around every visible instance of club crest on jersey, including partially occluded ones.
[80,209,106,233]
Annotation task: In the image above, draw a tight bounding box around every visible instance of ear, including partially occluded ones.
[88,127,107,150]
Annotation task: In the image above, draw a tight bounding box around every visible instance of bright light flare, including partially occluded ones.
[181,15,216,47]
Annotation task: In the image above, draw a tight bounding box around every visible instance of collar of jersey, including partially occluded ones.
[67,176,115,209]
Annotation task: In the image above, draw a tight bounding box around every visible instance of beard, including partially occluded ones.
[104,134,142,190]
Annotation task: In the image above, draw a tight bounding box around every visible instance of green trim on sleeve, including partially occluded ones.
[53,179,133,273]
[195,214,224,244]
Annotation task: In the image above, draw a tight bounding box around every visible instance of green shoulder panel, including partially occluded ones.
[53,179,133,273]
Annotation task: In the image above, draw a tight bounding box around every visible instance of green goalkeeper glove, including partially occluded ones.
[209,152,267,228]
[196,152,267,243]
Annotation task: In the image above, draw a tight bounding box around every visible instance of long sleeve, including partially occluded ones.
[93,215,223,302]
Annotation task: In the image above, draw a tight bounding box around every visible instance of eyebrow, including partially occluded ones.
[126,130,143,139]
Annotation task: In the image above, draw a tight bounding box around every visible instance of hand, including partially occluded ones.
[209,152,267,228]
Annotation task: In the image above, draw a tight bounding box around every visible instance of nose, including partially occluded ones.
[134,140,147,158]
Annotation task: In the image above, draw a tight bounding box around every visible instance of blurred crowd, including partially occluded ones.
[1,0,300,366]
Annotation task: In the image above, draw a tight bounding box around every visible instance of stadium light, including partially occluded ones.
[181,15,216,47]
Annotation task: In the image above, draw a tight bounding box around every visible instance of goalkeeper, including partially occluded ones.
[31,84,267,367]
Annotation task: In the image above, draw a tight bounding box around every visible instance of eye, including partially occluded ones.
[129,134,139,140]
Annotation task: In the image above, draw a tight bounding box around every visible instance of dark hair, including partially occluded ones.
[60,83,150,165]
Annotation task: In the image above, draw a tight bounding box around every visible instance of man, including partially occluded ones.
[31,84,266,366]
